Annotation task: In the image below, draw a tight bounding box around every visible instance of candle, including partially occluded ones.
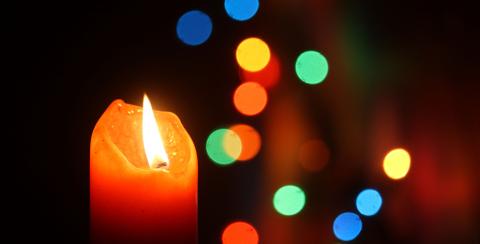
[90,95,197,243]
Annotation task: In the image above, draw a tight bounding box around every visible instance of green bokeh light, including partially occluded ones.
[295,50,329,85]
[273,185,306,216]
[206,128,241,166]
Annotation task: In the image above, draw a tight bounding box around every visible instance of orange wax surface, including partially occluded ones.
[90,99,197,243]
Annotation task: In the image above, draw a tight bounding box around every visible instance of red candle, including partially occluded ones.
[90,95,197,243]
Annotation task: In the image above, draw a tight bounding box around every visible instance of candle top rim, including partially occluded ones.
[92,99,197,178]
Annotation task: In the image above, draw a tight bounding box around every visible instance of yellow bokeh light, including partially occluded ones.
[222,129,243,161]
[383,148,411,180]
[236,37,271,72]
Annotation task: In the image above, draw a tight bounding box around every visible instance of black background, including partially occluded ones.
[12,0,479,243]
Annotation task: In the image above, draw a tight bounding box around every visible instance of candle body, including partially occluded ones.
[90,100,197,243]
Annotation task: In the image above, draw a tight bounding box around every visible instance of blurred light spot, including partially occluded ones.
[222,221,259,244]
[224,0,259,21]
[229,124,261,161]
[206,128,242,165]
[356,188,382,216]
[295,50,329,85]
[273,185,306,216]
[333,212,362,241]
[223,131,243,162]
[236,37,270,72]
[240,52,280,89]
[176,10,212,46]
[298,139,329,172]
[383,148,411,180]
[233,82,268,116]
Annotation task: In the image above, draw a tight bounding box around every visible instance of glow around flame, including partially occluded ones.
[142,94,170,169]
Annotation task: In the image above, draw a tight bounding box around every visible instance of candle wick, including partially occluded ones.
[151,159,168,170]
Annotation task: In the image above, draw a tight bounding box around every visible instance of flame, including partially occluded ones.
[142,94,169,169]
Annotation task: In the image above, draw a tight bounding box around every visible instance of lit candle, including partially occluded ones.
[90,95,197,243]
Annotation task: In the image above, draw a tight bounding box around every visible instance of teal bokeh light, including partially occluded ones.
[295,50,329,85]
[205,128,240,166]
[273,185,306,216]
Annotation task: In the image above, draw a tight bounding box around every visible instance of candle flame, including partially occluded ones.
[142,94,169,169]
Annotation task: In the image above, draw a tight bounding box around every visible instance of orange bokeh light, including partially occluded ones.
[229,124,261,161]
[240,52,280,89]
[222,221,259,244]
[298,139,329,172]
[233,82,268,116]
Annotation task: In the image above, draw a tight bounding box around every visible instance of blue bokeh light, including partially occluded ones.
[356,188,383,216]
[224,0,259,21]
[176,10,212,46]
[333,212,363,241]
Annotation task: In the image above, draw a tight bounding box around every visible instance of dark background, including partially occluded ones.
[12,0,479,243]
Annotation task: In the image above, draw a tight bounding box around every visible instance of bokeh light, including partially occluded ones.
[383,148,411,180]
[240,52,280,89]
[229,124,261,161]
[176,10,212,46]
[206,128,242,165]
[233,82,268,116]
[333,212,363,241]
[222,221,259,244]
[298,139,330,172]
[295,50,329,85]
[273,185,306,216]
[236,37,271,72]
[224,0,259,21]
[356,189,382,216]
[223,131,243,162]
